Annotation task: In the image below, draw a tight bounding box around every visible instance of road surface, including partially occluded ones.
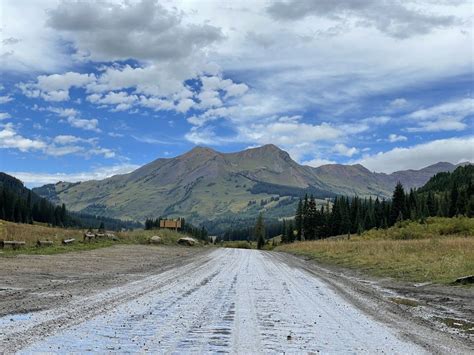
[0,249,432,353]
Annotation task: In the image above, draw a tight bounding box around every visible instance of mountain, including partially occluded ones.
[31,144,466,224]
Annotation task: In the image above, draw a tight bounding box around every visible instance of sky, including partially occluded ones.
[0,0,473,187]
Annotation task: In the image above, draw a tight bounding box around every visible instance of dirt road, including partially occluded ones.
[0,248,471,353]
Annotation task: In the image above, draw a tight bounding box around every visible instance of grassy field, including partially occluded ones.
[276,217,474,284]
[0,220,196,256]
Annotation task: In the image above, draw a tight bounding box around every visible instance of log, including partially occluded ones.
[454,275,474,285]
[106,233,119,241]
[62,238,75,245]
[1,240,26,249]
[83,232,95,242]
[37,240,54,247]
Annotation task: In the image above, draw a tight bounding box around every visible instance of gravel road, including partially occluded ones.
[1,248,471,353]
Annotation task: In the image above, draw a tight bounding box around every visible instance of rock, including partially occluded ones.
[177,237,197,246]
[150,236,162,244]
[106,233,119,241]
[454,275,474,285]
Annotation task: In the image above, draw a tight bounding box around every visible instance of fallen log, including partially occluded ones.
[0,240,26,249]
[454,275,474,285]
[83,232,95,242]
[37,240,54,247]
[106,233,119,241]
[62,238,75,245]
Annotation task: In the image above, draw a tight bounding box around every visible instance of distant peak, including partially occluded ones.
[180,146,220,158]
[260,144,283,151]
[189,146,217,153]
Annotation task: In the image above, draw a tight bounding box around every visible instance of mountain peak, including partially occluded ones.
[190,146,217,153]
[182,146,219,158]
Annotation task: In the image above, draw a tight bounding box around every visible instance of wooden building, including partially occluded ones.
[160,219,182,230]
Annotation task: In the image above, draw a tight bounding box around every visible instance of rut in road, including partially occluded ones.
[5,249,423,353]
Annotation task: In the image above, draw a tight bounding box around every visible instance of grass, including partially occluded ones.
[221,240,254,249]
[434,317,474,335]
[0,220,197,256]
[276,217,474,284]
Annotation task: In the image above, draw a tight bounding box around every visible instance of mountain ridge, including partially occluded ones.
[30,145,469,223]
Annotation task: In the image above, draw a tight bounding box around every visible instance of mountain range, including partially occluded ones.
[32,144,467,224]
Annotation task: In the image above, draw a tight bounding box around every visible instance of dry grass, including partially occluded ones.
[0,220,196,255]
[0,220,83,244]
[221,240,254,249]
[277,217,474,284]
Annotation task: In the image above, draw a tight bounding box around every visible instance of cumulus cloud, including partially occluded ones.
[46,106,100,132]
[0,123,46,152]
[388,134,407,142]
[0,96,13,104]
[357,136,473,173]
[267,0,461,38]
[332,143,359,157]
[18,72,95,102]
[0,113,12,120]
[46,0,223,62]
[405,98,473,132]
[389,98,408,109]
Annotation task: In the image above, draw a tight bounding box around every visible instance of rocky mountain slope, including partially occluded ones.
[32,145,464,223]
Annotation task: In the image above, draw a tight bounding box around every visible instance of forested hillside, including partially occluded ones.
[281,164,473,243]
[0,173,141,230]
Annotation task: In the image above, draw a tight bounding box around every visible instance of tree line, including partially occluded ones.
[283,165,473,242]
[0,172,142,230]
[0,186,73,227]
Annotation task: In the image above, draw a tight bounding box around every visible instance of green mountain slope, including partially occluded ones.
[31,145,465,223]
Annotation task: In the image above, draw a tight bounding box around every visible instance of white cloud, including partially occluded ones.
[406,98,473,132]
[389,98,408,109]
[0,123,112,158]
[0,96,13,104]
[19,72,96,102]
[45,106,100,132]
[66,117,100,132]
[332,143,359,157]
[0,123,46,152]
[7,164,140,187]
[388,134,407,142]
[357,136,474,173]
[0,113,12,120]
[237,120,343,146]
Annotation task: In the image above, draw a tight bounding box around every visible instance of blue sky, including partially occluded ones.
[0,0,473,187]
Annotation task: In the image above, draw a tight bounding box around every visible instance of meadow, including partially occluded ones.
[277,217,474,284]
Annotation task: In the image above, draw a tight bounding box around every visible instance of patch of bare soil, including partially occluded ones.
[275,252,474,353]
[0,245,209,317]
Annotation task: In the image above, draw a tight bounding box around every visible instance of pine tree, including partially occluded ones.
[390,182,406,225]
[448,182,459,217]
[295,199,303,241]
[255,213,266,249]
[286,220,294,243]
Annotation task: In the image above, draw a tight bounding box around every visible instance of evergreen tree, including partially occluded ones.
[390,182,406,225]
[449,182,459,217]
[295,199,303,241]
[255,213,266,249]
